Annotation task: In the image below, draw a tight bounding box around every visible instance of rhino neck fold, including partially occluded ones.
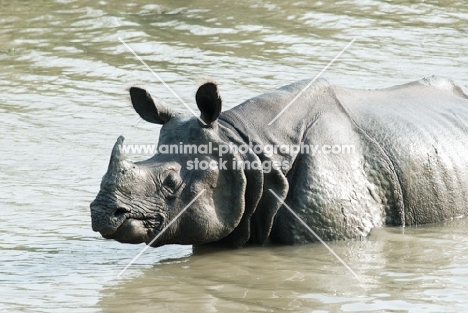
[218,80,332,175]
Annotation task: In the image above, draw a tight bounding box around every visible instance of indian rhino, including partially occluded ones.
[90,76,468,248]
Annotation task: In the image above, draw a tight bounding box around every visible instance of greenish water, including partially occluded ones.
[1,0,467,312]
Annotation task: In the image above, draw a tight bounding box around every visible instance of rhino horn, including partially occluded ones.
[108,135,127,172]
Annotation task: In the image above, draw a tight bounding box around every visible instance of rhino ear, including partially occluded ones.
[196,82,222,127]
[129,87,176,124]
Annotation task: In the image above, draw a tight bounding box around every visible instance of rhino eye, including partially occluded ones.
[162,172,181,192]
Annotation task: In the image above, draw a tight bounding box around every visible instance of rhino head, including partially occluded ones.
[90,82,287,248]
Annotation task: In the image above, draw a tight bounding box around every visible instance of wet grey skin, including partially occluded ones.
[90,77,468,248]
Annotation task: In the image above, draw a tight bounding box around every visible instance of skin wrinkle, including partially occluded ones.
[331,91,405,226]
[333,77,468,226]
[92,185,167,234]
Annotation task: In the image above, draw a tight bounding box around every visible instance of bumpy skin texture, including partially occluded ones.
[90,76,468,247]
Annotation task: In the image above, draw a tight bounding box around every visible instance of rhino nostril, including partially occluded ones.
[114,207,130,217]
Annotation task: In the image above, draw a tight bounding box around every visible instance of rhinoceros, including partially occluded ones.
[90,76,468,248]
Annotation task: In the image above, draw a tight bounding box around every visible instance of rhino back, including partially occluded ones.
[335,77,468,225]
[218,77,468,244]
[221,79,404,243]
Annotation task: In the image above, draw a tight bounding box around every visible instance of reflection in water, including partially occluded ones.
[0,0,467,312]
[99,220,468,312]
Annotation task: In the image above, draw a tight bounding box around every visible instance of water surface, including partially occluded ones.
[1,0,467,312]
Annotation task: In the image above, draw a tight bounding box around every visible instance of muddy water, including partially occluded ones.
[1,0,467,312]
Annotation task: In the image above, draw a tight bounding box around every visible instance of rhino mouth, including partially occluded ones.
[97,208,165,244]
